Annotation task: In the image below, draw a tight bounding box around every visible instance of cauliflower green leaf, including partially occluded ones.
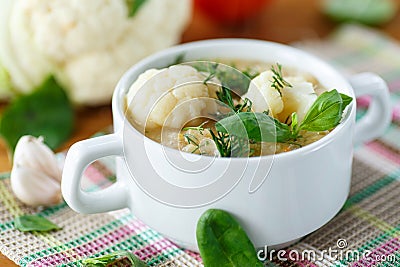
[0,76,74,152]
[126,0,148,17]
[0,63,13,98]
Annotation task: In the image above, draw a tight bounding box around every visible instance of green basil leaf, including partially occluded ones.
[215,112,293,143]
[196,209,263,267]
[126,0,148,17]
[82,251,146,267]
[0,76,74,152]
[340,93,353,110]
[14,215,61,232]
[300,89,345,132]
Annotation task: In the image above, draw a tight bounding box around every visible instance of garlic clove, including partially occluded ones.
[10,165,62,207]
[13,135,62,182]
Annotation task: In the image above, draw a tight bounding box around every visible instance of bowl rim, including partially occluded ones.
[113,38,356,160]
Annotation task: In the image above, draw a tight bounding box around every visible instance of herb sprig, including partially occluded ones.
[209,130,231,157]
[191,61,257,95]
[270,63,292,96]
[82,251,146,267]
[216,89,352,145]
[182,121,208,134]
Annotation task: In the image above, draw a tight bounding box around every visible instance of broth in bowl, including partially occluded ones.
[125,60,351,157]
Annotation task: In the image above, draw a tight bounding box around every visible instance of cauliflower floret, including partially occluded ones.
[244,70,317,123]
[243,70,283,117]
[127,65,216,130]
[19,0,129,63]
[0,0,192,104]
[0,0,32,91]
[180,129,219,156]
[277,77,317,123]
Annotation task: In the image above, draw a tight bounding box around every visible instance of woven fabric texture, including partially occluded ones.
[1,24,400,266]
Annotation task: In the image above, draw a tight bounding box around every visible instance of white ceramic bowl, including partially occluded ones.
[62,39,391,251]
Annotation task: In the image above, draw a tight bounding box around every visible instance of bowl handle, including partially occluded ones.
[61,134,128,214]
[349,72,391,145]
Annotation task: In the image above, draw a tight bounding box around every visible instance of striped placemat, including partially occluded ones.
[0,24,399,266]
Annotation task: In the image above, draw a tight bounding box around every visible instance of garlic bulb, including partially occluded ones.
[10,135,62,207]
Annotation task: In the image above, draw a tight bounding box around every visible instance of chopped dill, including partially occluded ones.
[270,63,292,96]
[209,129,231,157]
[203,63,219,84]
[235,97,253,113]
[182,121,208,134]
[216,86,235,110]
[242,68,260,80]
[183,133,199,147]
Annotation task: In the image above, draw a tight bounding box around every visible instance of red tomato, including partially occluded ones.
[194,0,272,24]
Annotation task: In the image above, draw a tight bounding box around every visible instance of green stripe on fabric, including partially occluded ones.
[341,172,398,211]
[19,214,135,266]
[146,248,183,266]
[376,251,400,267]
[67,229,175,267]
[0,172,10,180]
[356,109,367,121]
[380,124,400,151]
[335,225,400,266]
[23,224,187,267]
[0,221,13,232]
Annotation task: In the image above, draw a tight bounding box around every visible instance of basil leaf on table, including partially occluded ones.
[0,76,74,152]
[196,209,263,267]
[82,251,146,267]
[299,89,352,132]
[126,0,148,17]
[14,215,61,232]
[215,112,293,143]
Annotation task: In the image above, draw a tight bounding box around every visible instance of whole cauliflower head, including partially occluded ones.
[127,65,217,130]
[0,0,192,105]
[244,70,317,123]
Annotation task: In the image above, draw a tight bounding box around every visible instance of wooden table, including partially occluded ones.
[0,0,399,265]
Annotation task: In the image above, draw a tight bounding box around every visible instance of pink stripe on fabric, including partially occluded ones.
[84,164,108,185]
[393,104,400,121]
[357,96,399,122]
[134,238,178,260]
[366,142,400,165]
[350,237,400,267]
[388,80,400,91]
[28,221,147,266]
[185,249,202,262]
[356,96,371,108]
